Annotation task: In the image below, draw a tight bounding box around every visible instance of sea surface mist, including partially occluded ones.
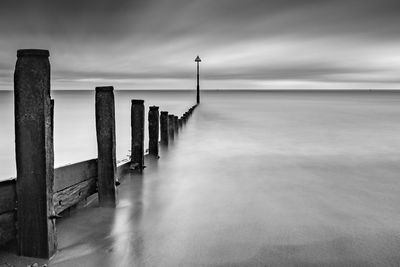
[1,90,400,265]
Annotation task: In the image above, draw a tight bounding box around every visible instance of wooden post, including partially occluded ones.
[14,49,56,258]
[174,116,179,132]
[131,99,145,171]
[168,114,175,140]
[95,86,117,208]
[160,111,169,146]
[148,106,159,157]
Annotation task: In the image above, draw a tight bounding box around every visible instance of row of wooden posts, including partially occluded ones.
[0,49,198,258]
[96,87,198,207]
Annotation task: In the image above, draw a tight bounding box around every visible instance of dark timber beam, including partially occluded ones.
[95,86,117,207]
[160,111,169,146]
[131,99,145,171]
[148,106,159,157]
[14,49,56,258]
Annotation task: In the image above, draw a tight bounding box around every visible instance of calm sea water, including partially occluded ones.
[0,90,196,179]
[3,90,400,179]
[2,90,400,265]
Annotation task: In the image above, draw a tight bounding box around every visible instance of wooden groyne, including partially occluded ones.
[168,114,175,140]
[148,106,160,157]
[14,49,56,258]
[0,49,199,258]
[160,111,169,146]
[131,99,145,172]
[95,87,118,208]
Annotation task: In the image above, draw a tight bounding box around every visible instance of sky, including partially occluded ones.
[0,0,400,90]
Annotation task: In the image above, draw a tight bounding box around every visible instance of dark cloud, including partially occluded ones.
[1,0,399,39]
[0,0,145,38]
[0,0,400,89]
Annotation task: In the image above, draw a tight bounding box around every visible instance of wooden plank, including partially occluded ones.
[0,180,16,215]
[116,161,131,182]
[54,159,97,192]
[53,177,97,215]
[0,211,16,246]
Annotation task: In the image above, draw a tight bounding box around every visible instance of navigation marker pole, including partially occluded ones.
[195,55,201,104]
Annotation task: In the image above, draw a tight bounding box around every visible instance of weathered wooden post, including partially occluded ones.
[168,114,175,140]
[95,86,117,208]
[174,115,179,132]
[148,106,159,157]
[160,111,169,145]
[14,49,56,258]
[131,99,145,171]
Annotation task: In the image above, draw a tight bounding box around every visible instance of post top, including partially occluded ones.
[174,115,178,118]
[195,55,201,62]
[95,86,114,92]
[131,99,144,104]
[161,111,168,114]
[17,49,50,58]
[168,114,174,117]
[149,106,159,110]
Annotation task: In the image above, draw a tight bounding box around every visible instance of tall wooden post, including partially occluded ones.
[160,111,169,145]
[168,114,175,140]
[131,99,145,171]
[14,49,56,258]
[95,87,117,207]
[148,106,159,157]
[174,115,179,132]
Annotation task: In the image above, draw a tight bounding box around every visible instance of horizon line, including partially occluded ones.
[1,88,400,92]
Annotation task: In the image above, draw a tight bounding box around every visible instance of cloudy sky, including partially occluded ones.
[0,0,400,90]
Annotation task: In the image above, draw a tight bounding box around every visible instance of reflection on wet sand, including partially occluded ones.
[108,171,145,267]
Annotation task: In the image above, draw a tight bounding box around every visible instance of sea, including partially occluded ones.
[1,90,400,265]
[0,90,196,179]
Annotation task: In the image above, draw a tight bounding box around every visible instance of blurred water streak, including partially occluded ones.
[44,90,400,266]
